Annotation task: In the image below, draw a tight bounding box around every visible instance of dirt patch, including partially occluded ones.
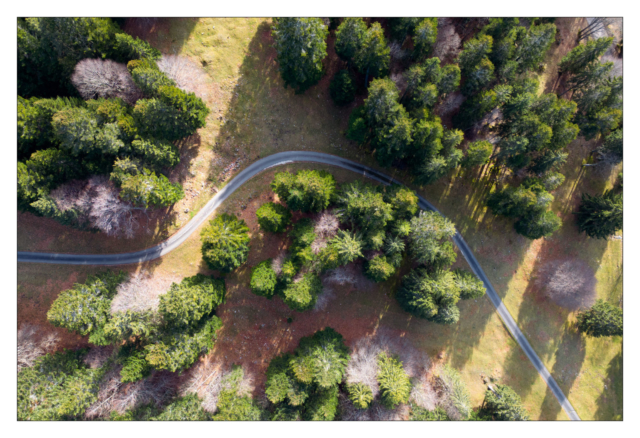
[535,259,597,310]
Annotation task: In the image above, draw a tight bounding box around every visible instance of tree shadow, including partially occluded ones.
[594,351,623,420]
[121,17,198,55]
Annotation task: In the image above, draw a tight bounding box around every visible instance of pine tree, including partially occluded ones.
[377,352,412,409]
[513,23,556,72]
[463,140,493,167]
[559,37,613,75]
[250,260,278,298]
[413,18,438,60]
[347,382,374,409]
[265,353,310,406]
[329,69,356,106]
[200,213,251,272]
[281,273,323,311]
[482,384,529,420]
[453,269,486,300]
[334,17,367,62]
[577,300,623,337]
[335,180,394,231]
[256,202,292,233]
[271,170,336,213]
[158,274,225,328]
[575,191,622,239]
[272,18,328,93]
[330,230,364,265]
[396,268,461,324]
[408,211,456,265]
[354,22,391,79]
[289,328,350,388]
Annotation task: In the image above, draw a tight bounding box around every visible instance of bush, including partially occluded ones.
[281,273,323,311]
[365,255,396,282]
[256,202,292,233]
[330,69,356,106]
[201,213,251,272]
[250,260,278,298]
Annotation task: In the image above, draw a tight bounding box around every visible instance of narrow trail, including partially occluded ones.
[17,151,580,420]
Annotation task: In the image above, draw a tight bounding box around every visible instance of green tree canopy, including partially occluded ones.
[575,190,622,239]
[158,274,225,328]
[200,213,251,272]
[577,299,623,337]
[482,384,530,420]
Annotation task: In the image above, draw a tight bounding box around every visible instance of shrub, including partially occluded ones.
[250,260,278,298]
[201,213,251,272]
[329,69,356,106]
[256,202,292,233]
[365,255,396,282]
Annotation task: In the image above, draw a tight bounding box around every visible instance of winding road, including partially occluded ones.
[17,151,580,420]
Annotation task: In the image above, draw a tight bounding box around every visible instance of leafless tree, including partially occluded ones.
[111,270,179,314]
[271,251,286,276]
[17,324,59,372]
[71,59,142,105]
[410,373,439,411]
[157,55,210,100]
[314,210,340,239]
[50,176,146,239]
[313,286,336,312]
[86,368,175,419]
[323,266,356,286]
[579,18,613,42]
[84,346,116,369]
[536,259,597,310]
[433,18,462,62]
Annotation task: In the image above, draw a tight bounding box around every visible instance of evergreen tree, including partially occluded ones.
[347,382,374,409]
[334,17,367,62]
[250,260,278,298]
[335,180,394,231]
[303,386,339,421]
[379,184,419,220]
[482,384,529,421]
[365,255,396,282]
[408,211,456,265]
[271,170,336,213]
[454,269,487,300]
[413,18,438,60]
[513,23,556,72]
[117,168,184,208]
[329,69,356,106]
[281,273,323,311]
[462,57,495,96]
[457,35,493,74]
[272,18,328,93]
[463,140,493,167]
[213,366,266,420]
[396,268,461,324]
[290,328,350,388]
[377,352,412,409]
[439,64,461,95]
[575,191,622,239]
[596,129,623,164]
[559,37,613,75]
[388,18,422,42]
[200,213,251,272]
[330,230,364,265]
[158,274,225,328]
[256,202,292,233]
[151,394,210,421]
[265,353,310,406]
[354,22,391,79]
[577,300,623,337]
[514,210,562,239]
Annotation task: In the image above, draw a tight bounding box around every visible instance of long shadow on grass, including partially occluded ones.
[122,17,198,55]
[594,351,623,420]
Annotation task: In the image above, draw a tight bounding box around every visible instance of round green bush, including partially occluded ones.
[250,260,277,298]
[330,69,356,106]
[365,255,395,282]
[256,202,292,233]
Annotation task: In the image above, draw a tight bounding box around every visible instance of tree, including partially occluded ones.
[348,382,374,409]
[377,352,412,409]
[388,18,422,42]
[158,275,225,328]
[116,167,184,208]
[559,37,613,75]
[52,107,106,155]
[144,316,222,372]
[439,64,461,95]
[113,32,162,62]
[596,129,623,165]
[71,59,141,104]
[457,35,493,74]
[151,394,210,421]
[103,310,155,344]
[200,213,251,272]
[250,260,278,298]
[365,255,396,282]
[413,18,438,61]
[330,230,364,265]
[577,18,612,42]
[18,350,103,420]
[462,57,495,96]
[47,271,127,340]
[281,273,323,312]
[513,23,556,72]
[329,69,356,106]
[453,269,486,300]
[514,210,562,240]
[256,202,292,233]
[577,300,623,337]
[303,386,339,421]
[213,366,265,420]
[462,140,493,167]
[575,191,622,239]
[334,17,367,62]
[265,353,310,406]
[335,180,394,231]
[290,328,350,388]
[436,364,472,419]
[126,137,180,169]
[396,268,461,324]
[271,170,336,213]
[380,184,419,220]
[482,384,529,421]
[271,18,328,93]
[408,211,456,265]
[354,22,391,79]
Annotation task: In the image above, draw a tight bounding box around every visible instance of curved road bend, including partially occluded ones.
[17,151,580,420]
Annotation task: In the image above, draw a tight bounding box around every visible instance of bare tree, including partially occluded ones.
[71,59,142,104]
[111,270,179,313]
[84,346,116,369]
[17,324,59,372]
[314,210,340,239]
[579,18,613,42]
[50,176,146,239]
[409,373,439,411]
[313,286,336,312]
[271,251,286,276]
[433,18,462,62]
[535,259,597,310]
[157,55,210,100]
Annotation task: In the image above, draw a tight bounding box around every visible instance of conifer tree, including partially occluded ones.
[334,17,367,62]
[575,190,622,239]
[377,352,412,409]
[200,213,251,272]
[482,384,529,421]
[577,299,623,337]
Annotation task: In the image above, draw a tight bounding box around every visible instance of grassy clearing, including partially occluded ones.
[17,17,622,419]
